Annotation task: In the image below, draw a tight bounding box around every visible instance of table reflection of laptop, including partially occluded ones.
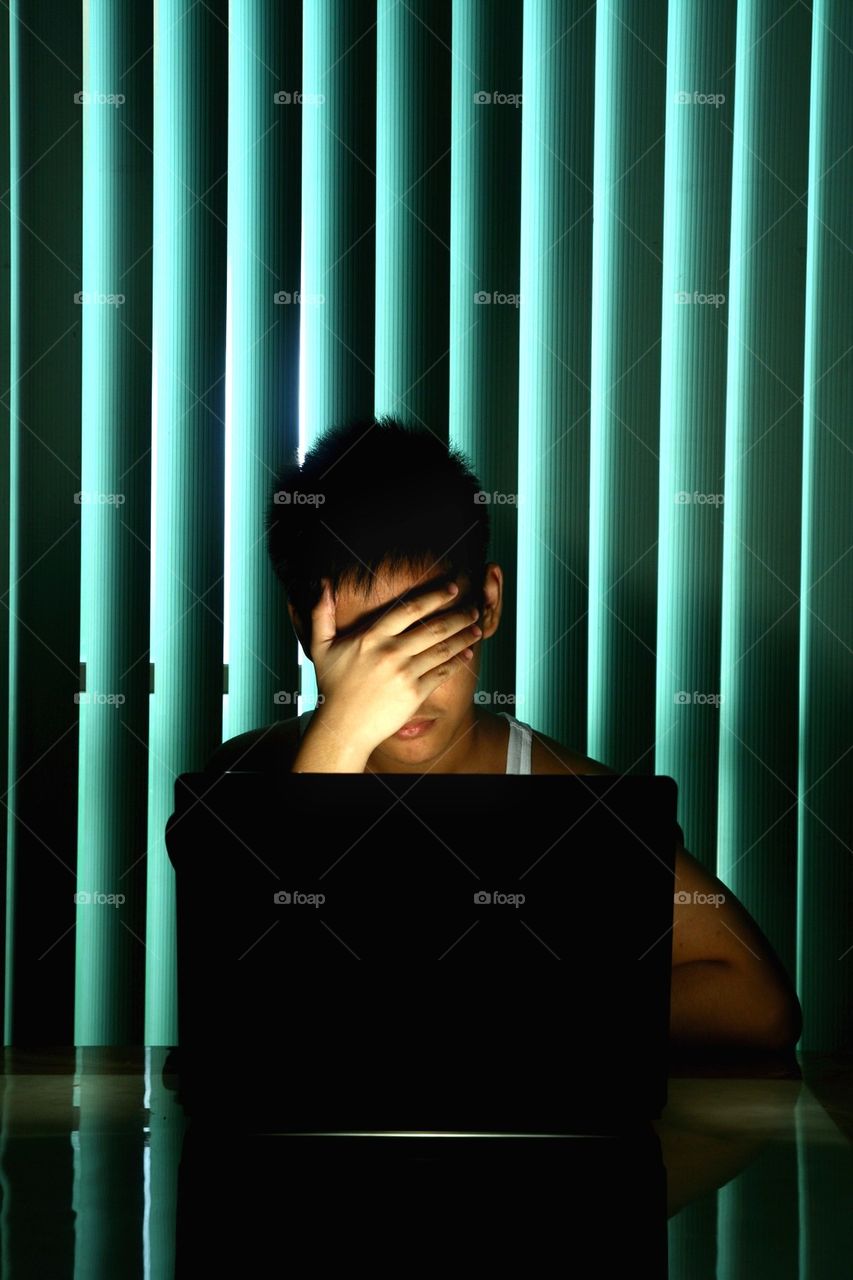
[166,769,679,1136]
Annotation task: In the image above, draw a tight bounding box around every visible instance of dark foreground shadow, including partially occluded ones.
[175,1120,668,1275]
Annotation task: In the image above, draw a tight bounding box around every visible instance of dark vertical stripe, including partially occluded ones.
[375,0,451,433]
[5,0,82,1043]
[796,0,853,1050]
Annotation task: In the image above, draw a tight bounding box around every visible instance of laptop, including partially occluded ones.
[165,769,678,1135]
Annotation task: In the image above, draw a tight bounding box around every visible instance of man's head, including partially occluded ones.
[265,416,504,760]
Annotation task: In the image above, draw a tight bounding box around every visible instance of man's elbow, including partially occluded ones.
[755,982,803,1052]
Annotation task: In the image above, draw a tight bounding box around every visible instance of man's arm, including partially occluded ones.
[531,731,802,1051]
[670,841,803,1051]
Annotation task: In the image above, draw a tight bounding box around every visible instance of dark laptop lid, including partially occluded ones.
[166,771,678,1134]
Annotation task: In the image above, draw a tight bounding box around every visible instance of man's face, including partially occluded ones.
[289,561,502,762]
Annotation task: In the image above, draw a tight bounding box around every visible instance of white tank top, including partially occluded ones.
[296,708,533,774]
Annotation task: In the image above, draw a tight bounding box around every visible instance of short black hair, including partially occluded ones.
[265,416,491,652]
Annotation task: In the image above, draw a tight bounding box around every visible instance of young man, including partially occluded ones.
[206,416,803,1054]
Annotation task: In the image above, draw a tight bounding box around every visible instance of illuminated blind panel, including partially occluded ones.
[717,1143,800,1277]
[716,0,812,977]
[299,0,376,716]
[654,0,737,874]
[448,0,522,710]
[668,1198,718,1280]
[515,0,595,750]
[374,0,451,432]
[75,1,153,1044]
[146,0,228,1045]
[224,3,301,739]
[586,0,668,772]
[796,0,853,1050]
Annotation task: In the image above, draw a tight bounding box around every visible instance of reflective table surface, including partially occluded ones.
[1,1047,850,1276]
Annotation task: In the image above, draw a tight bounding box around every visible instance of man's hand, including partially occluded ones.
[670,844,803,1051]
[293,577,482,770]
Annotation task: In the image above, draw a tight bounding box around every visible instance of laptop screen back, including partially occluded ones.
[167,771,678,1134]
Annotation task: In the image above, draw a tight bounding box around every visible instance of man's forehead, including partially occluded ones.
[333,566,469,630]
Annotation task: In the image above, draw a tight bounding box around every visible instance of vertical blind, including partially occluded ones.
[2,0,850,1069]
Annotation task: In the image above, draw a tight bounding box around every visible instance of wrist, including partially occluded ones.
[295,701,375,771]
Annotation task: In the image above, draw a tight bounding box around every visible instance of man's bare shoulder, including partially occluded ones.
[204,717,300,775]
[530,729,618,776]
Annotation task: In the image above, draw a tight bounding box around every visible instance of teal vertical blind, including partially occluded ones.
[516,0,595,750]
[146,0,228,1047]
[75,2,152,1046]
[298,0,375,713]
[224,4,301,741]
[450,0,522,710]
[1,1,851,1059]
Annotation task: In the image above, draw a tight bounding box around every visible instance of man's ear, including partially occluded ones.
[478,563,503,639]
[287,600,309,657]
